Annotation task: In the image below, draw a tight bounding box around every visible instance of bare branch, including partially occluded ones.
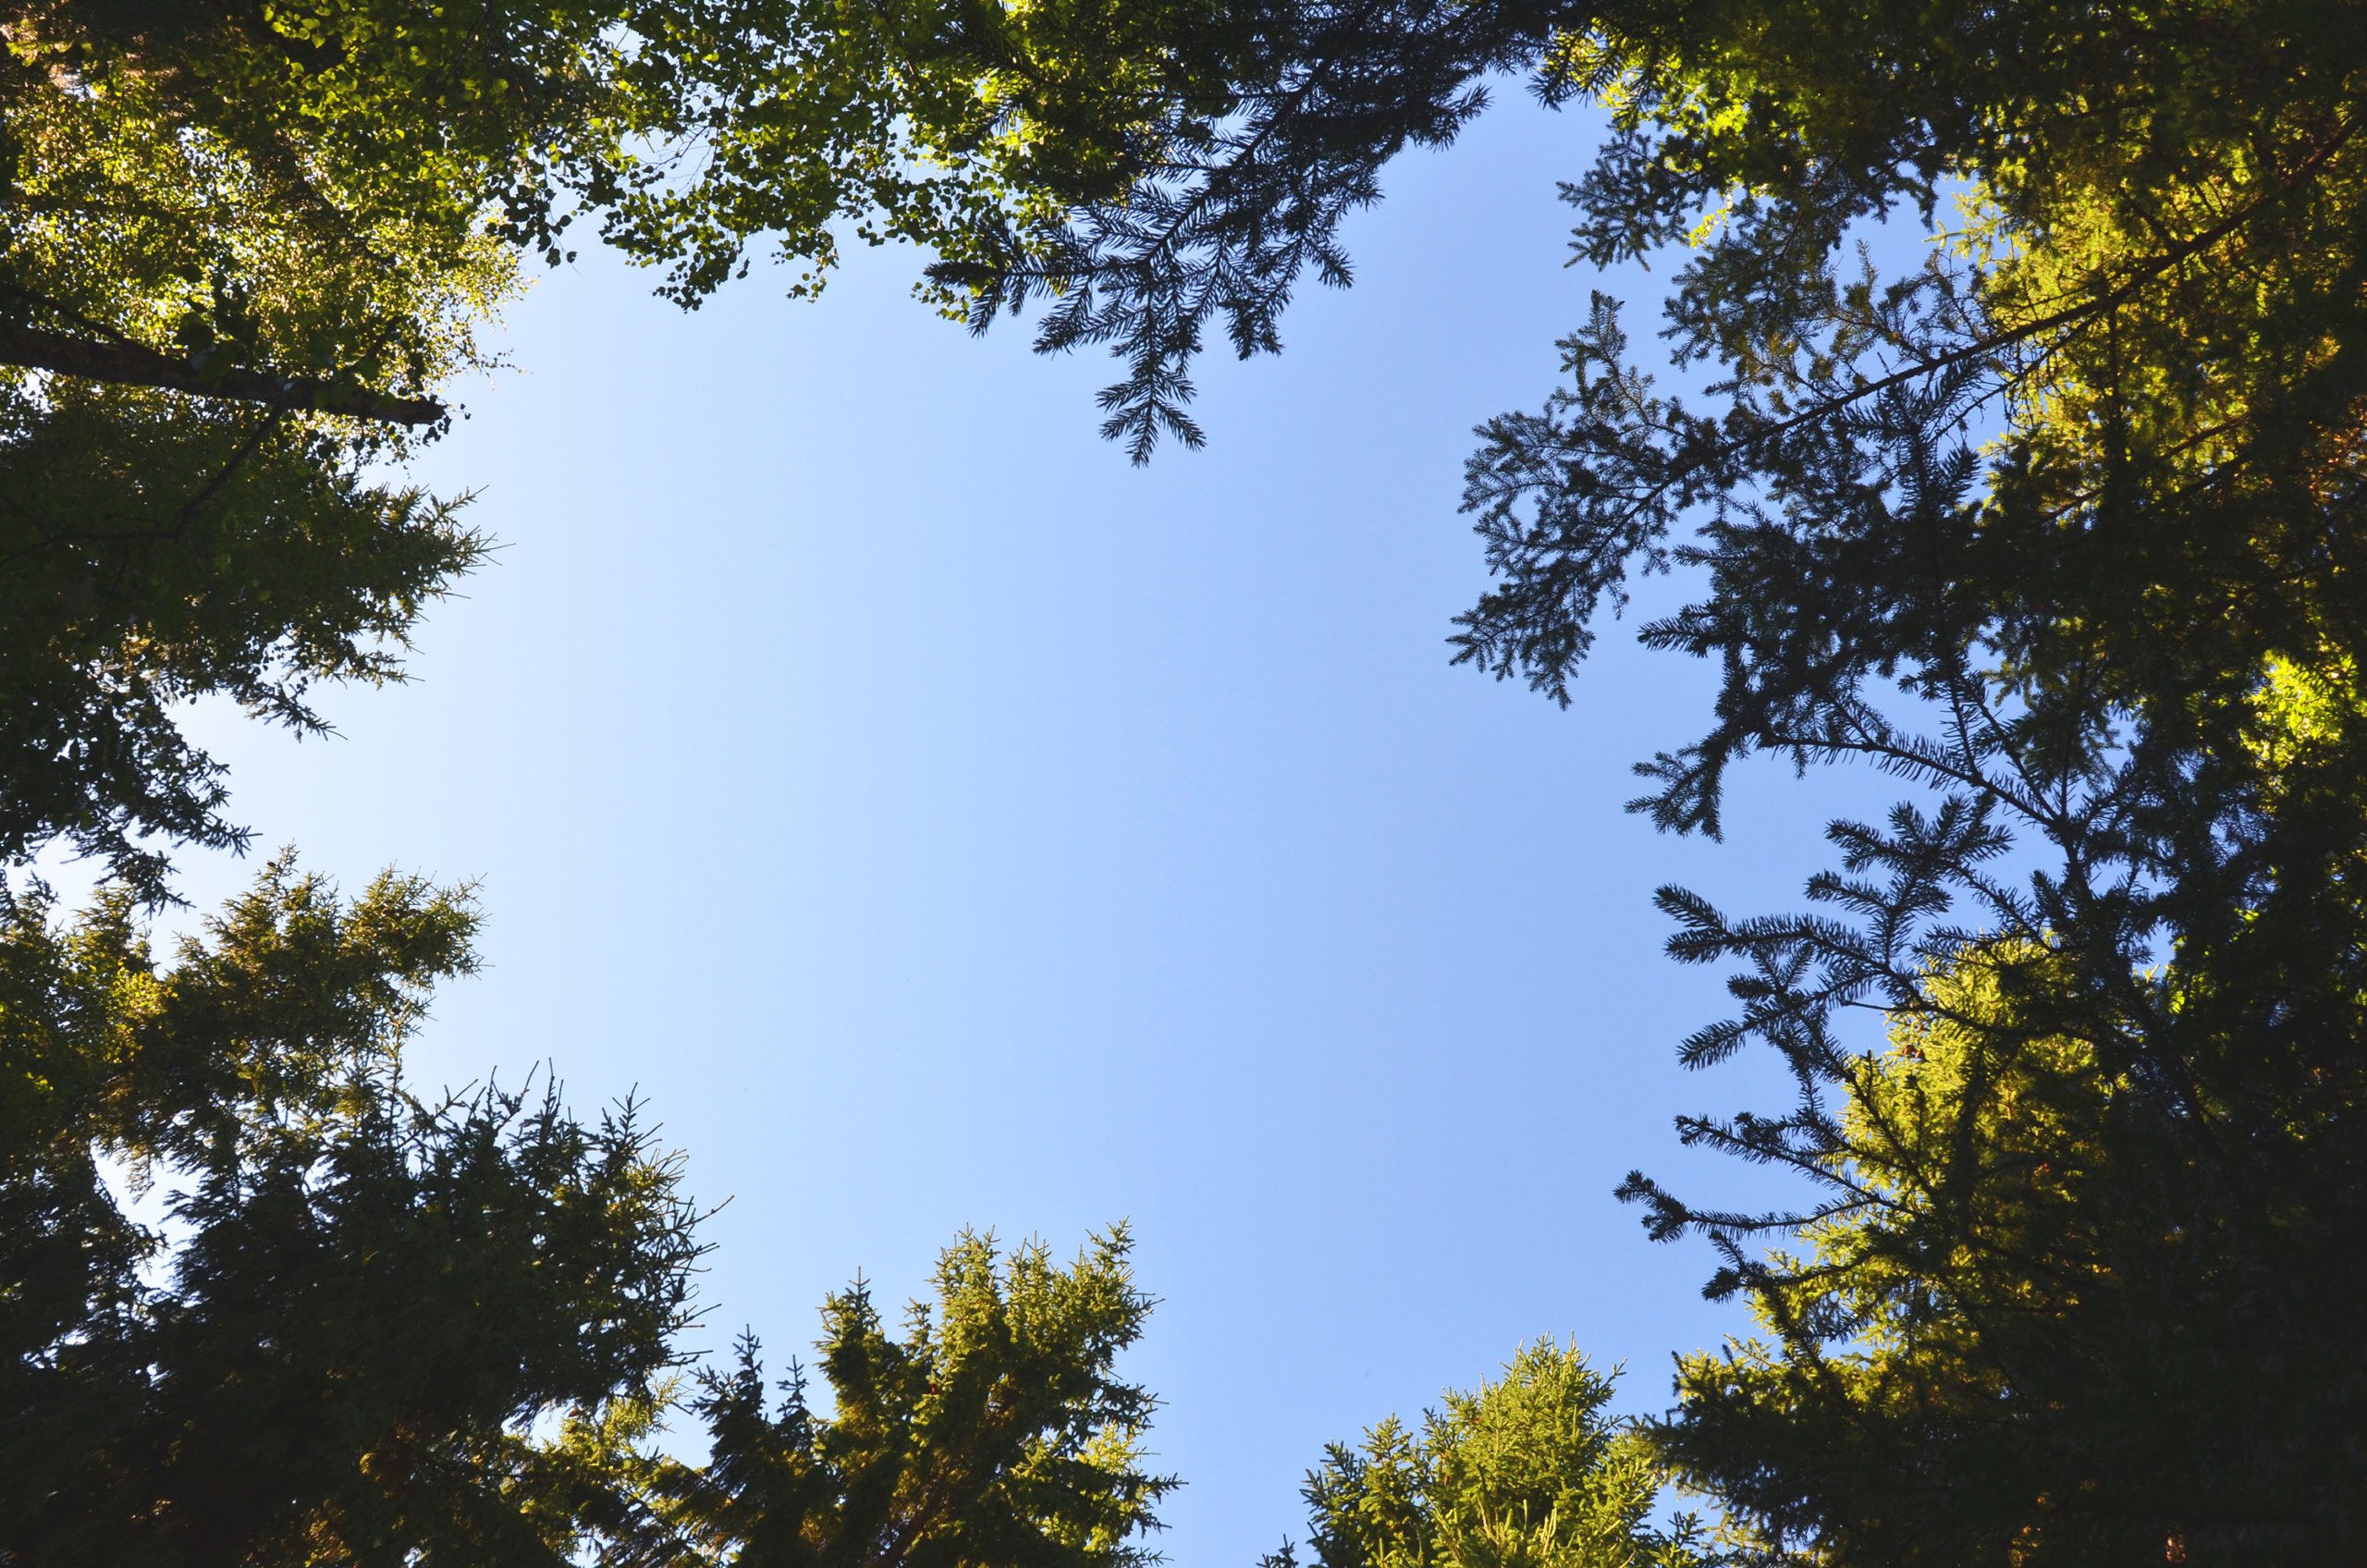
[0,324,446,426]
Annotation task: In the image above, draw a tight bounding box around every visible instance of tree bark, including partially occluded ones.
[0,323,446,425]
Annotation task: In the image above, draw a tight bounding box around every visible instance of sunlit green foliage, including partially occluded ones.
[0,0,1570,885]
[1,0,526,419]
[1645,946,2367,1564]
[0,0,529,890]
[1268,1341,1704,1568]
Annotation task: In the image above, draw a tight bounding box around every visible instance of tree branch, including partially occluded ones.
[1718,110,2363,469]
[0,324,446,425]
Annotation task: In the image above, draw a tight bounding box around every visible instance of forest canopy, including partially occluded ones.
[4,0,2363,1562]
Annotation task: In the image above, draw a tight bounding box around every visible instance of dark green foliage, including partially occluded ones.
[0,386,484,900]
[12,0,2367,1559]
[0,857,705,1563]
[0,13,1221,1553]
[0,859,1178,1564]
[926,0,2367,1559]
[595,1228,1176,1568]
[1438,4,2367,1562]
[918,0,1590,459]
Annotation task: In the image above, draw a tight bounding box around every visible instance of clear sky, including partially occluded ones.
[159,91,1906,1568]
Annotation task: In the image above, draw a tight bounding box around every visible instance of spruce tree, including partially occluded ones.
[0,858,704,1560]
[876,2,2367,1556]
[1265,1341,1703,1568]
[0,863,1176,1564]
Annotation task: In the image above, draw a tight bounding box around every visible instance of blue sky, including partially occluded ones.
[161,91,1908,1567]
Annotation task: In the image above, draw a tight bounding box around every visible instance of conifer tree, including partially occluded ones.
[0,861,1174,1565]
[0,856,705,1560]
[852,1,2367,1556]
[597,1228,1175,1568]
[1436,9,2367,1560]
[1264,1341,1703,1568]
